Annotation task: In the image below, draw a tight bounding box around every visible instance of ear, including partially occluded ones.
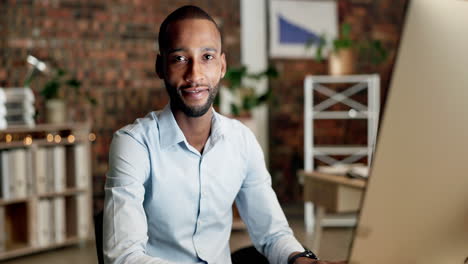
[220,52,226,79]
[156,54,164,79]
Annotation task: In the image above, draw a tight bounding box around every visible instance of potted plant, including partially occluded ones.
[307,23,388,75]
[23,56,97,124]
[40,69,96,124]
[221,65,278,118]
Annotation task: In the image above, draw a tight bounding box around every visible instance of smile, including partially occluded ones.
[186,90,203,93]
[181,87,209,94]
[180,87,209,101]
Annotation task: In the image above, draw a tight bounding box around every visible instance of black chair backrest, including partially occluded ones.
[231,246,269,264]
[94,210,104,264]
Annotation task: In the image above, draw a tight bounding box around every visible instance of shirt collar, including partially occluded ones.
[210,110,225,146]
[158,104,226,150]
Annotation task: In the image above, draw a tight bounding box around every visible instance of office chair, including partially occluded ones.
[231,246,269,264]
[94,210,269,264]
[94,210,104,264]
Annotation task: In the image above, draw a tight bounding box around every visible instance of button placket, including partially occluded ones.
[194,156,205,259]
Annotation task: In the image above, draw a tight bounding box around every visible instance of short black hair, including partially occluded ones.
[157,5,222,53]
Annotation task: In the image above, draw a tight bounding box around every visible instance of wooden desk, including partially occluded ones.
[299,170,367,253]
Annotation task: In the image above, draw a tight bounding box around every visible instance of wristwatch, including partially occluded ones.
[287,250,319,264]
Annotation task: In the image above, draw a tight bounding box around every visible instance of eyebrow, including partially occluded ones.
[167,47,218,54]
[202,47,218,53]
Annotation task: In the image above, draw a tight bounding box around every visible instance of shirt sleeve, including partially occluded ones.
[234,129,304,264]
[103,130,176,264]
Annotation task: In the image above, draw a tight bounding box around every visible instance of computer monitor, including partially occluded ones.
[348,0,468,263]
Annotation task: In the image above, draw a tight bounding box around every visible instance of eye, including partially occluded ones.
[204,54,214,60]
[173,55,187,62]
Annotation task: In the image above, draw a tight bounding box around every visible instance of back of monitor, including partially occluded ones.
[348,0,468,263]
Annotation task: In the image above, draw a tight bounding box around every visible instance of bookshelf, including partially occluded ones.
[0,123,93,261]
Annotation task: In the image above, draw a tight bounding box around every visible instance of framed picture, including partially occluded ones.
[269,0,338,58]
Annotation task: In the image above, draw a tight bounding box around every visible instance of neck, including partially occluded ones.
[172,107,213,153]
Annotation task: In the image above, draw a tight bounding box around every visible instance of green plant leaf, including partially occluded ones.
[314,35,326,62]
[66,79,81,88]
[370,40,388,64]
[257,88,272,104]
[41,80,60,100]
[224,66,246,90]
[341,23,351,39]
[57,69,66,77]
[224,65,278,116]
[358,39,389,65]
[243,94,261,111]
[264,66,279,78]
[230,103,240,116]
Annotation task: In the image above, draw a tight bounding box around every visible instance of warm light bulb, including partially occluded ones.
[67,134,76,143]
[88,133,96,142]
[24,135,33,145]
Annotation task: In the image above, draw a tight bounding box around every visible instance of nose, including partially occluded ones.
[184,59,204,85]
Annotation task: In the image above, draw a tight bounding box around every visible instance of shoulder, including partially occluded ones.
[215,113,259,157]
[113,111,160,146]
[216,113,255,139]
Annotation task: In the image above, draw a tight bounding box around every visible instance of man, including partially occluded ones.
[104,5,346,264]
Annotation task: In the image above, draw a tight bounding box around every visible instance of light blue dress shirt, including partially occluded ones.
[103,104,304,264]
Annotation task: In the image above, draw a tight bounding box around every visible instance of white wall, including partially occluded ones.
[240,0,269,160]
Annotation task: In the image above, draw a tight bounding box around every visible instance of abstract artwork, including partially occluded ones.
[269,0,338,58]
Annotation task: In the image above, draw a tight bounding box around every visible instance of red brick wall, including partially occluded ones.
[1,0,240,211]
[269,0,409,202]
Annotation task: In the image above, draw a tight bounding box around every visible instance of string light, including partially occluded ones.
[88,133,96,142]
[24,135,33,145]
[67,134,76,143]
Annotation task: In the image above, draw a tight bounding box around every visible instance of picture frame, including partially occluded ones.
[269,0,338,58]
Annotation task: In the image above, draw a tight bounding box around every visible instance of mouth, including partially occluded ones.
[180,86,209,101]
[183,89,207,94]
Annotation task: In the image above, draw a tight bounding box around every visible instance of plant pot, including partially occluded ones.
[45,99,67,124]
[328,48,355,76]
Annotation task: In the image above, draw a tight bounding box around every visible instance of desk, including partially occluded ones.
[299,170,367,252]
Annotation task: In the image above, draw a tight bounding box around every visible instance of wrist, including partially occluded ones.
[288,252,301,263]
[287,250,319,264]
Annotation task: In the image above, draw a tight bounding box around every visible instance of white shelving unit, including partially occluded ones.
[303,75,380,232]
[0,123,93,261]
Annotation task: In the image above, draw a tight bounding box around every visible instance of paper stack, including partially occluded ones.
[0,87,36,128]
[317,163,369,179]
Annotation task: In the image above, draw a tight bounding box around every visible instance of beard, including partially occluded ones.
[165,81,219,118]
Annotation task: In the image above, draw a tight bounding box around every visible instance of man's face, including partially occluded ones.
[157,18,226,117]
